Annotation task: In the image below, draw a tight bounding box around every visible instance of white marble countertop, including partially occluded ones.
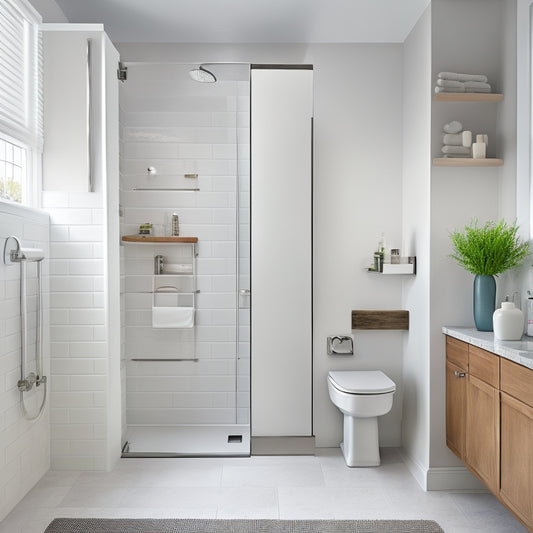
[442,326,533,370]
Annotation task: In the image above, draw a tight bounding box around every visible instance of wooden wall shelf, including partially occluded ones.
[122,235,198,243]
[351,310,409,331]
[434,93,503,102]
[433,158,503,167]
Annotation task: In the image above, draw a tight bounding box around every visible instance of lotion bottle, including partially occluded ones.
[472,134,486,159]
[493,301,524,341]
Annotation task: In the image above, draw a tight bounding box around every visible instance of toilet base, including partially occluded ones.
[341,415,380,467]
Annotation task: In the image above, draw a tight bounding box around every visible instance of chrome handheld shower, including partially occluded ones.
[3,236,47,420]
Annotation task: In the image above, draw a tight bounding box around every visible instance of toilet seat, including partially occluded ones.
[328,370,395,395]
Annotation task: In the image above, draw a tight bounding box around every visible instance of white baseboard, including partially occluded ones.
[399,448,428,490]
[399,448,487,491]
[251,436,315,455]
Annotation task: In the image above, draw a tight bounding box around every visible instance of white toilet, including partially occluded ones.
[327,370,395,467]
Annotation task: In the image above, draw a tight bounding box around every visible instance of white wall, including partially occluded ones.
[0,202,50,521]
[42,27,121,470]
[429,0,515,481]
[401,5,432,485]
[118,43,405,448]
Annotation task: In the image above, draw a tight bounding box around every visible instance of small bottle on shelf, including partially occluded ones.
[171,213,180,236]
[472,134,487,159]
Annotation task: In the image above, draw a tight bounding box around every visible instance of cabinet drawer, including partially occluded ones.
[446,336,468,370]
[501,358,533,408]
[469,345,499,388]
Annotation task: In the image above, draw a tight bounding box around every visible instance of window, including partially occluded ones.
[0,0,42,205]
[0,137,26,203]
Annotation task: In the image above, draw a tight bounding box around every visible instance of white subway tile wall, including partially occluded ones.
[120,65,250,439]
[0,203,50,521]
[42,190,109,471]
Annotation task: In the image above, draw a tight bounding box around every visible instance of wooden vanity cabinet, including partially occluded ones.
[500,359,533,529]
[465,346,500,494]
[446,336,533,532]
[445,339,501,493]
[465,373,500,493]
[445,337,468,459]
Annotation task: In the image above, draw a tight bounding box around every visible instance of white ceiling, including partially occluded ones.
[52,0,431,44]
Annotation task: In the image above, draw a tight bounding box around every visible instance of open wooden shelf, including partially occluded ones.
[433,158,503,167]
[434,93,503,102]
[122,235,198,243]
[352,310,409,331]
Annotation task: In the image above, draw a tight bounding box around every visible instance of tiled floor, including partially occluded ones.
[0,448,527,533]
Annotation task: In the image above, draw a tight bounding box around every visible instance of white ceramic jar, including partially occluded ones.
[493,302,524,341]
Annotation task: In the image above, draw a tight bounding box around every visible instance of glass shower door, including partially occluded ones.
[120,62,250,456]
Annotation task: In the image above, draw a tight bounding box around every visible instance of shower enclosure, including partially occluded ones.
[119,62,250,456]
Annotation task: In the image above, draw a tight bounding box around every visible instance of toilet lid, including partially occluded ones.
[328,370,395,394]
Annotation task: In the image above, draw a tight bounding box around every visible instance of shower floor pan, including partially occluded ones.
[122,424,250,457]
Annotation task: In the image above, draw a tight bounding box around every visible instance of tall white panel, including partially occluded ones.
[251,68,313,436]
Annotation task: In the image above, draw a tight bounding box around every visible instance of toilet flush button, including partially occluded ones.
[327,335,354,355]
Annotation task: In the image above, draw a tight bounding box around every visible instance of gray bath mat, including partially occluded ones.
[44,518,444,533]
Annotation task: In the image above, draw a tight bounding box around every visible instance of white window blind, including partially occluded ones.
[0,0,43,150]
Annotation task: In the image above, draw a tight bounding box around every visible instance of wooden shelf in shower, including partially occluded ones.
[122,236,198,243]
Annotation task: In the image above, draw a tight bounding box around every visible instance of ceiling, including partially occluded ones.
[52,0,431,44]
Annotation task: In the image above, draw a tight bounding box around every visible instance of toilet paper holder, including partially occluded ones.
[327,335,354,355]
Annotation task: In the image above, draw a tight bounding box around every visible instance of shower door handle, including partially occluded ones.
[239,289,250,309]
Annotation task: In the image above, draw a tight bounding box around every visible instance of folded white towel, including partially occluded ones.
[443,121,463,134]
[442,133,463,146]
[437,79,465,89]
[465,81,491,91]
[438,72,488,83]
[162,263,193,274]
[465,85,491,93]
[442,145,471,155]
[152,306,194,328]
[435,86,465,94]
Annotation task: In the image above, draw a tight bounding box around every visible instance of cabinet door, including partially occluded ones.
[465,374,500,493]
[446,360,467,459]
[500,392,533,529]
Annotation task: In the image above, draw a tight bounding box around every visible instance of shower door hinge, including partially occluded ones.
[117,62,127,82]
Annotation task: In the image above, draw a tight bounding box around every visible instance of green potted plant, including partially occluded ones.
[449,219,529,331]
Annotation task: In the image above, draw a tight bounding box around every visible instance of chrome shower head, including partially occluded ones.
[189,65,217,83]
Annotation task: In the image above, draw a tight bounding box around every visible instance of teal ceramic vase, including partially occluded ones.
[473,274,496,331]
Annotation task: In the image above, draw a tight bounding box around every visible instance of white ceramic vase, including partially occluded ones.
[493,302,524,341]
